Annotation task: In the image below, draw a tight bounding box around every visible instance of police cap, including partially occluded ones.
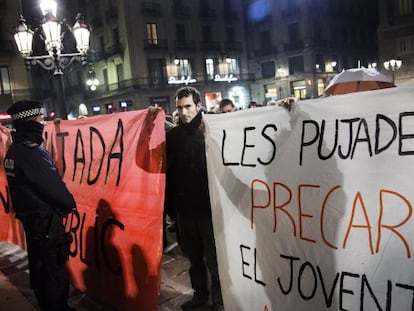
[7,100,44,121]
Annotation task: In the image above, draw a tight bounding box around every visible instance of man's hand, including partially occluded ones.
[277,97,297,111]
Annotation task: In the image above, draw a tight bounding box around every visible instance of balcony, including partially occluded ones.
[283,40,304,51]
[143,39,168,51]
[224,10,239,22]
[174,40,196,50]
[282,6,301,18]
[141,2,162,17]
[224,41,244,52]
[200,41,220,51]
[251,15,272,28]
[172,5,191,18]
[199,8,217,21]
[93,44,123,61]
[254,45,278,57]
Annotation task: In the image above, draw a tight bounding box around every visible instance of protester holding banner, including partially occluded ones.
[4,100,76,311]
[219,98,236,113]
[166,86,223,310]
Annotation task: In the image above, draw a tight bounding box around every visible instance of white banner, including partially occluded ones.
[204,87,414,311]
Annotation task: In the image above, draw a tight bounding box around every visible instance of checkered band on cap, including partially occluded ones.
[11,107,45,121]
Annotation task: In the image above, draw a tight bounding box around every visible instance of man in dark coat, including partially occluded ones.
[166,87,223,310]
[4,100,76,311]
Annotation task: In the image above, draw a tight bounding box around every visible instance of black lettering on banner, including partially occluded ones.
[375,114,397,154]
[105,119,124,186]
[298,261,317,300]
[339,271,359,310]
[317,266,339,308]
[79,212,91,265]
[318,120,338,161]
[73,129,86,183]
[338,118,360,159]
[254,247,265,286]
[277,254,300,295]
[300,112,414,165]
[65,210,80,258]
[241,127,256,167]
[65,209,125,275]
[351,118,372,159]
[361,275,391,311]
[395,283,414,307]
[222,129,239,166]
[87,127,106,185]
[399,112,414,155]
[101,218,125,275]
[300,120,319,165]
[240,244,252,280]
[239,244,266,286]
[258,124,277,165]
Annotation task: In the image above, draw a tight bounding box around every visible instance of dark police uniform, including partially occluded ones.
[4,100,76,311]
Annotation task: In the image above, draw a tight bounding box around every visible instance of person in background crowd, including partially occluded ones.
[165,86,223,311]
[218,98,236,113]
[4,100,76,311]
[247,100,258,108]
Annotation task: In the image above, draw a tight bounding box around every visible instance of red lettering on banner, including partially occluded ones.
[250,180,413,258]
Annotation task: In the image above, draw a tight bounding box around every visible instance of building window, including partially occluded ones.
[176,58,192,77]
[202,26,212,42]
[226,27,235,42]
[261,61,275,79]
[398,37,414,54]
[398,0,413,15]
[205,58,215,80]
[288,56,304,74]
[146,23,158,45]
[288,23,300,42]
[116,64,123,82]
[148,59,165,85]
[0,67,11,94]
[226,58,240,76]
[260,30,271,51]
[176,24,186,42]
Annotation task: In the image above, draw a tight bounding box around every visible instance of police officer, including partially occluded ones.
[4,100,76,311]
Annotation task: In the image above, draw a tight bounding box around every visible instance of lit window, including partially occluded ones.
[146,23,158,45]
[206,58,214,80]
[0,67,11,95]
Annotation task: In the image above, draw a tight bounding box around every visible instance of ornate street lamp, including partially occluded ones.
[383,59,402,84]
[13,0,90,119]
[86,69,99,91]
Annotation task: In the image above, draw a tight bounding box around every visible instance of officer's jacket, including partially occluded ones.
[4,122,76,218]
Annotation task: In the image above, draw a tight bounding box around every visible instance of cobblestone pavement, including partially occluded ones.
[0,231,217,311]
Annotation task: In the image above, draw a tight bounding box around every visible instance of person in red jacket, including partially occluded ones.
[4,100,76,311]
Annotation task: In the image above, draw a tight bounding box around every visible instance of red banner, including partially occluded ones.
[0,109,166,311]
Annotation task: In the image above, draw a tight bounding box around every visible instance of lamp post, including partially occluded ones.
[86,68,99,91]
[383,59,402,84]
[13,0,90,119]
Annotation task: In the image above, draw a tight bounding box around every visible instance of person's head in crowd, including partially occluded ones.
[7,100,45,129]
[175,86,202,124]
[219,98,236,113]
[248,101,258,108]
